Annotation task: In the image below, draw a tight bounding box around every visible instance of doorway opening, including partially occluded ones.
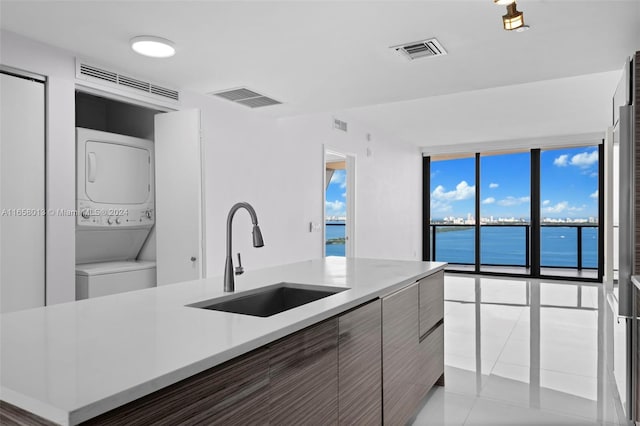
[324,149,355,257]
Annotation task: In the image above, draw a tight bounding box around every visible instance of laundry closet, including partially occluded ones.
[74,90,204,300]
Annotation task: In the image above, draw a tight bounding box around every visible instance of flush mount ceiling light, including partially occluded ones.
[502,2,525,31]
[130,36,175,58]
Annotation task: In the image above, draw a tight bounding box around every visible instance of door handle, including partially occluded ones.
[190,257,197,262]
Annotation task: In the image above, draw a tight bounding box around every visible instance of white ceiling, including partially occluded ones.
[1,1,638,146]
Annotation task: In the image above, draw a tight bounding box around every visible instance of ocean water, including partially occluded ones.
[433,226,598,268]
[326,223,599,268]
[325,223,346,257]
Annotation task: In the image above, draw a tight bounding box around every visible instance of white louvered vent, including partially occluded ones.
[391,38,448,60]
[333,118,348,132]
[210,87,281,108]
[76,60,180,102]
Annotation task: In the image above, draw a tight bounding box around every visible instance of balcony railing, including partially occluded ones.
[429,223,598,270]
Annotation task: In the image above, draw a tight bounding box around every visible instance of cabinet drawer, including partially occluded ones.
[417,322,444,400]
[419,271,444,338]
[382,283,419,426]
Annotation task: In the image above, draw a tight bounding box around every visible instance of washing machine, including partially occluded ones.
[75,128,157,299]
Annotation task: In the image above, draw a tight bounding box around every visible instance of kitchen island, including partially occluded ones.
[1,257,446,425]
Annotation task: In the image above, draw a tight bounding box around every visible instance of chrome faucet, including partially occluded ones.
[224,202,264,292]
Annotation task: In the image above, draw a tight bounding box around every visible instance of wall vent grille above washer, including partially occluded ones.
[210,87,281,108]
[391,38,448,60]
[76,59,180,103]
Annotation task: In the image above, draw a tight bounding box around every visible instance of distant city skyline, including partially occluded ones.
[430,147,599,220]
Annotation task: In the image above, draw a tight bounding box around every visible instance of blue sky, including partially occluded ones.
[326,169,346,217]
[430,147,599,220]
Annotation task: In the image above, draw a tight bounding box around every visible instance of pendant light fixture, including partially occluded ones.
[502,2,525,31]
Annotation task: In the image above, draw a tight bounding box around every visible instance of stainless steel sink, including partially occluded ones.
[187,282,349,317]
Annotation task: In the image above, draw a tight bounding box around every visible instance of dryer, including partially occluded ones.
[76,128,155,264]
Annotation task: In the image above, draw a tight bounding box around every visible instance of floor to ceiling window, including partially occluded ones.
[480,151,531,274]
[428,155,476,267]
[540,146,600,279]
[424,145,603,282]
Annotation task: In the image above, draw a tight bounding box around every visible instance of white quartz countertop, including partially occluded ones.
[1,257,446,425]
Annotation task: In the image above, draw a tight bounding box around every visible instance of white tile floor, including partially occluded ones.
[412,274,629,426]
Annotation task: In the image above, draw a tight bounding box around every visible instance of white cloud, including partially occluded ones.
[341,192,346,198]
[430,199,452,213]
[590,190,598,199]
[489,183,499,189]
[325,200,345,214]
[329,170,346,189]
[431,180,475,201]
[542,200,551,206]
[568,204,586,212]
[570,151,598,168]
[482,197,496,204]
[554,155,568,167]
[497,196,530,207]
[542,201,569,214]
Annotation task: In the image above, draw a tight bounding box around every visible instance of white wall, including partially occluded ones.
[0,31,423,303]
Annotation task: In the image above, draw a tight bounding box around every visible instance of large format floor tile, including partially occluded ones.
[412,275,628,426]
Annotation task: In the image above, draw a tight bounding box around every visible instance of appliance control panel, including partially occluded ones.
[76,201,154,228]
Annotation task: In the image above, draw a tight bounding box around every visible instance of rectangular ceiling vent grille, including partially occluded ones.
[333,118,348,132]
[392,38,448,60]
[76,60,180,103]
[210,87,281,108]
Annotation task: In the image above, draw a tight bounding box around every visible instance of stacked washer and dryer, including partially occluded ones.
[75,128,157,299]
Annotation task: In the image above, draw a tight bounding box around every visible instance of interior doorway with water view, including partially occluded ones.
[324,150,354,257]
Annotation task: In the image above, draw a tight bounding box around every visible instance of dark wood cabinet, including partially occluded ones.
[417,323,445,396]
[382,283,420,426]
[338,300,382,425]
[81,347,270,425]
[268,318,339,425]
[419,270,444,336]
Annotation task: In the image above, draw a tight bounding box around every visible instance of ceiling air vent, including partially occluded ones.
[391,38,447,60]
[211,87,281,108]
[333,118,348,132]
[76,60,180,103]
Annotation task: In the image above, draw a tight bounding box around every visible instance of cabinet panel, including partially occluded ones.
[338,300,382,425]
[82,347,270,425]
[417,323,445,400]
[419,270,444,337]
[269,319,339,425]
[382,283,419,425]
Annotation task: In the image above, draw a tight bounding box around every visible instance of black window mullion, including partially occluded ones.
[422,156,431,261]
[598,142,604,281]
[531,149,541,277]
[475,153,481,273]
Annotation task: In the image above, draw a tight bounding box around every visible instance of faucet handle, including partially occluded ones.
[235,252,244,276]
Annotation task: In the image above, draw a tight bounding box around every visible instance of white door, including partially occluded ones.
[0,72,46,312]
[154,109,204,285]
